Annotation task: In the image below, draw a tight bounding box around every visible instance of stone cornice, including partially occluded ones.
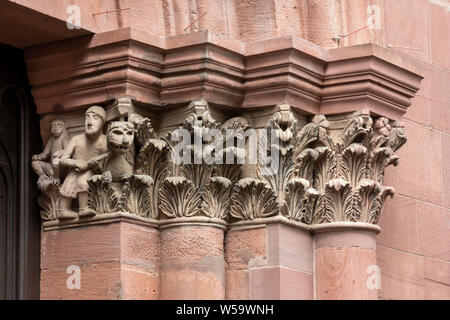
[25,28,423,120]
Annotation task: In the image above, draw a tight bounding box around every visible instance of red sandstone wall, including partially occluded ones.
[4,0,384,46]
[378,0,450,300]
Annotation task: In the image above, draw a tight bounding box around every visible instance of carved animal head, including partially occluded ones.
[106,121,135,154]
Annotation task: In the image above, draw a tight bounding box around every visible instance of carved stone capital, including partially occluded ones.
[310,111,406,225]
[230,104,320,225]
[158,101,246,224]
[36,100,405,231]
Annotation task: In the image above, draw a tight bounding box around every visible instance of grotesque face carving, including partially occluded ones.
[107,121,134,154]
[51,119,66,137]
[85,111,104,136]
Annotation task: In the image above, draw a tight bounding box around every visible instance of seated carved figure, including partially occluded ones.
[31,118,70,190]
[58,106,108,220]
[102,121,135,182]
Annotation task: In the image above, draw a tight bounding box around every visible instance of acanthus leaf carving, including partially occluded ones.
[313,178,352,224]
[159,176,202,218]
[230,178,279,221]
[310,112,406,225]
[236,104,321,223]
[87,171,120,214]
[280,178,318,223]
[133,117,156,147]
[201,176,232,220]
[293,121,320,182]
[217,116,249,186]
[358,180,395,224]
[120,174,154,218]
[35,100,406,228]
[37,181,60,221]
[135,138,169,218]
[157,102,245,221]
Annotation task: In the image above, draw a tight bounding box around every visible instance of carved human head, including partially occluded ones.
[50,118,67,138]
[106,121,134,154]
[85,106,106,136]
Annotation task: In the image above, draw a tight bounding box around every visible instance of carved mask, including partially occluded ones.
[51,119,66,137]
[107,121,134,154]
[85,111,104,136]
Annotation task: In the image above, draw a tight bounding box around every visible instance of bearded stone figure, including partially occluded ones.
[102,121,135,182]
[58,106,108,220]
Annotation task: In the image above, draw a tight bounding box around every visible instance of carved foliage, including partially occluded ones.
[216,117,249,186]
[36,100,406,227]
[280,178,319,223]
[311,114,406,224]
[120,174,154,218]
[136,139,169,218]
[230,105,320,223]
[87,172,120,214]
[230,178,279,221]
[87,171,156,218]
[159,176,202,218]
[201,177,232,220]
[159,103,245,221]
[37,182,60,221]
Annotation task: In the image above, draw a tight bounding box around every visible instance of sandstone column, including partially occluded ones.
[41,217,160,299]
[313,224,379,299]
[226,105,318,299]
[225,220,314,300]
[159,220,226,299]
[157,103,243,299]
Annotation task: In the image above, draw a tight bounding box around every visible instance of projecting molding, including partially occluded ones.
[25,28,423,120]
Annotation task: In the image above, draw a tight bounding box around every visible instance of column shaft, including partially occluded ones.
[226,222,313,300]
[160,224,225,299]
[314,229,378,300]
[40,220,160,299]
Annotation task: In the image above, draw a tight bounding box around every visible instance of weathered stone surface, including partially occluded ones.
[225,223,314,300]
[41,221,160,300]
[377,195,418,253]
[430,2,450,70]
[424,258,450,300]
[225,227,267,300]
[266,224,313,273]
[417,203,450,261]
[443,135,450,209]
[250,267,313,300]
[384,120,442,206]
[377,246,425,300]
[315,246,378,300]
[160,225,225,300]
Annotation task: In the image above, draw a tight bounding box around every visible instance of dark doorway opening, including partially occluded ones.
[0,43,40,299]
